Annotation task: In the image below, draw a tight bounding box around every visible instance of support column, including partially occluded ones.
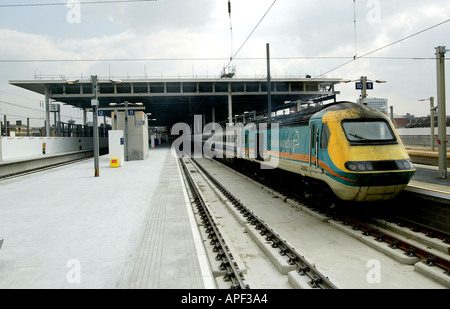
[435,46,447,178]
[228,83,232,126]
[360,76,367,105]
[57,108,61,137]
[53,110,57,137]
[124,100,129,161]
[83,109,87,125]
[3,115,7,136]
[430,97,435,152]
[91,75,100,177]
[45,86,51,137]
[266,43,272,121]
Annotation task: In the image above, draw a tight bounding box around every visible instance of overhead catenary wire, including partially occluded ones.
[1,1,446,66]
[226,0,277,67]
[0,56,447,63]
[353,0,357,59]
[0,100,43,113]
[190,0,277,116]
[0,100,81,120]
[315,17,450,79]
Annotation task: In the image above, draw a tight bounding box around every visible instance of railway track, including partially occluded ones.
[179,156,249,289]
[179,155,338,289]
[0,156,92,181]
[195,156,450,288]
[329,213,450,280]
[182,159,337,289]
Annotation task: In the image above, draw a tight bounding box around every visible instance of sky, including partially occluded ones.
[0,0,449,127]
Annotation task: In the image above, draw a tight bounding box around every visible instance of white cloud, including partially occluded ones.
[0,0,450,120]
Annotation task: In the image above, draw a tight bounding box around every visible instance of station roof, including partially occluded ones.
[10,77,341,127]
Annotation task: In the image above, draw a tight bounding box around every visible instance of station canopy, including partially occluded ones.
[10,77,341,127]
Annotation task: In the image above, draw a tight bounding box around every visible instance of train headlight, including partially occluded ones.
[397,160,414,170]
[345,161,368,172]
[347,163,357,171]
[346,160,414,172]
[346,161,371,171]
[357,163,366,171]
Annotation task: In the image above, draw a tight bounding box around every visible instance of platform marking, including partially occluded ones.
[406,184,450,200]
[174,149,216,289]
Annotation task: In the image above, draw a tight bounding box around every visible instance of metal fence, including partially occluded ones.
[1,115,110,138]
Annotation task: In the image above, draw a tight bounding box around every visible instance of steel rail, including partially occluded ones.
[191,158,338,289]
[210,157,450,281]
[391,216,450,244]
[339,215,450,275]
[0,156,92,181]
[214,158,450,277]
[179,157,249,289]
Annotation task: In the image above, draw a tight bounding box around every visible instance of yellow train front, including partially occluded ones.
[238,101,416,203]
[313,102,415,202]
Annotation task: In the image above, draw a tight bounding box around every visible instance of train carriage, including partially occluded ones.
[205,101,415,204]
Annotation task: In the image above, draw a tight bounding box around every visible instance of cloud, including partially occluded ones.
[1,0,450,120]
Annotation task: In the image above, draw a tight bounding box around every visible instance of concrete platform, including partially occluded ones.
[0,143,448,289]
[0,150,94,178]
[408,164,450,201]
[0,144,214,289]
[407,147,450,166]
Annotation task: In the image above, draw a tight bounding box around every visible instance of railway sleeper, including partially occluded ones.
[389,240,402,249]
[308,276,323,289]
[298,264,310,276]
[278,246,290,256]
[424,255,437,267]
[192,157,338,288]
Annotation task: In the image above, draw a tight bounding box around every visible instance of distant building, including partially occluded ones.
[2,120,42,137]
[357,97,388,114]
[392,114,409,128]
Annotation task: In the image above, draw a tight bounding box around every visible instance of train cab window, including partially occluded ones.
[342,120,396,144]
[320,123,330,149]
[311,124,317,149]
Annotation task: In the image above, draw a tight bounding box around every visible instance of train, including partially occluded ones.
[201,101,415,206]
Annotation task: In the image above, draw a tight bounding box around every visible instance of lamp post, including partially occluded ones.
[419,97,435,151]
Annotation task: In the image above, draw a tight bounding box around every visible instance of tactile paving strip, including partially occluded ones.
[126,152,205,289]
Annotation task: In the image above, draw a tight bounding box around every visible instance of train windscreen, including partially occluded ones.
[342,120,396,143]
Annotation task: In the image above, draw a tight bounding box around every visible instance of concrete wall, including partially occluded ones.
[0,136,108,161]
[111,111,149,160]
[396,127,450,147]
